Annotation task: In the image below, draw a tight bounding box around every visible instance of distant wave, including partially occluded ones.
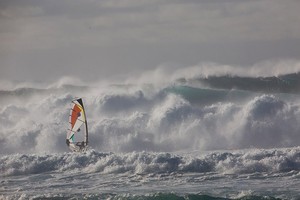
[0,84,88,97]
[183,72,300,94]
[2,147,300,177]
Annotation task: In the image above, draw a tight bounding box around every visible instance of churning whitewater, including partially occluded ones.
[1,64,300,199]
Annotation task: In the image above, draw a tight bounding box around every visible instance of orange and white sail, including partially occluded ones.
[66,98,88,152]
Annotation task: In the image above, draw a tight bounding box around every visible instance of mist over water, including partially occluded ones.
[1,62,300,154]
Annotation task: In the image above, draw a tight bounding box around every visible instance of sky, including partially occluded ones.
[1,0,300,82]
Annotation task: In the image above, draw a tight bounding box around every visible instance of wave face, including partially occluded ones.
[1,72,300,154]
[191,72,300,94]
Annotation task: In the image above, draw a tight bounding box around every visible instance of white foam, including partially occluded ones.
[1,147,300,177]
[1,61,300,155]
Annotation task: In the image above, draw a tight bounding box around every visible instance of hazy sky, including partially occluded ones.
[1,0,300,82]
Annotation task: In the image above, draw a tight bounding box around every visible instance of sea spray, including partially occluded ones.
[1,73,300,154]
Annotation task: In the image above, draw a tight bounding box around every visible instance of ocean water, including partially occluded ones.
[1,70,300,199]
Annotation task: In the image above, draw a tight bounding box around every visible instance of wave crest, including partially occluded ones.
[2,148,300,177]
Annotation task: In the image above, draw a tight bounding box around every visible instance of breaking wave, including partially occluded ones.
[1,71,300,154]
[2,147,300,177]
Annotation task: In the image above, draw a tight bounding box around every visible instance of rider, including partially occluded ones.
[76,141,85,150]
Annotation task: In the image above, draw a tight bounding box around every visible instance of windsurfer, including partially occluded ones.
[67,98,88,152]
[76,141,85,149]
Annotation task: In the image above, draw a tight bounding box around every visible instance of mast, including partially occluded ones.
[76,98,88,146]
[83,102,88,146]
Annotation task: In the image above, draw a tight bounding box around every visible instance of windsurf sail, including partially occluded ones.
[66,98,88,152]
